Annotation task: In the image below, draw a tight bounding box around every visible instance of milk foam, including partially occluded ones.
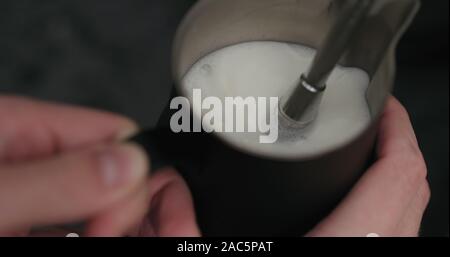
[182,41,372,159]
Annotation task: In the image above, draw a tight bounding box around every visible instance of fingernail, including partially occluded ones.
[115,122,139,141]
[97,144,148,188]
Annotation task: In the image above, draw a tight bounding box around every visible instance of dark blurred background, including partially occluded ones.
[0,0,448,236]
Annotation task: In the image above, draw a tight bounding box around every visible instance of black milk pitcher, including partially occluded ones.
[132,0,420,236]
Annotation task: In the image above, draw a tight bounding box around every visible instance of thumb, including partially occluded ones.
[0,143,148,232]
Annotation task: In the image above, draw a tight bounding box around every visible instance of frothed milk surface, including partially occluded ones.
[182,41,372,159]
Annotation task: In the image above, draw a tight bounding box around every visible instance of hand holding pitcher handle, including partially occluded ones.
[0,95,199,237]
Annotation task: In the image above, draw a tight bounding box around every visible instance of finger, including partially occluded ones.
[29,228,73,237]
[308,97,427,237]
[85,181,151,237]
[0,229,29,237]
[0,95,138,161]
[377,97,421,158]
[142,168,200,237]
[0,143,148,232]
[396,182,431,237]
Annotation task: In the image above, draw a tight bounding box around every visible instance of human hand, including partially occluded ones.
[308,97,430,237]
[0,95,200,237]
[128,167,200,237]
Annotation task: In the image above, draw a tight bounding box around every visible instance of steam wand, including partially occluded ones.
[280,0,374,128]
